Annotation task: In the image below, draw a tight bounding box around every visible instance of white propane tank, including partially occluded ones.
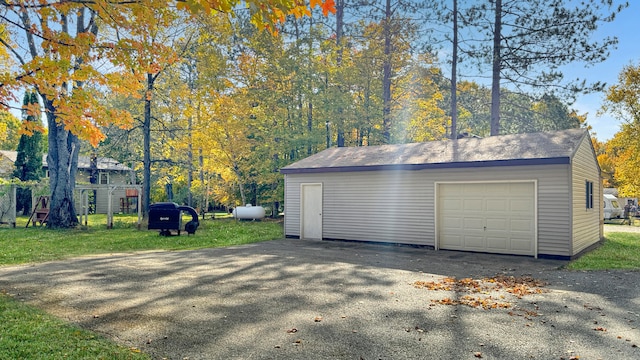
[232,204,266,220]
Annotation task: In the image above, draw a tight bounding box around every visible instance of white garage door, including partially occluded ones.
[438,182,536,256]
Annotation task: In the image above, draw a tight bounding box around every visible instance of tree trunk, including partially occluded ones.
[90,152,98,214]
[325,121,331,148]
[307,102,313,155]
[187,114,193,207]
[199,147,204,213]
[336,125,345,147]
[143,73,153,215]
[336,0,344,65]
[382,0,393,144]
[45,97,79,228]
[450,0,458,140]
[363,78,372,146]
[238,181,246,205]
[490,0,502,136]
[336,0,345,148]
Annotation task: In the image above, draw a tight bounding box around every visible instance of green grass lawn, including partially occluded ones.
[0,292,149,359]
[0,214,282,359]
[567,231,640,270]
[0,214,282,266]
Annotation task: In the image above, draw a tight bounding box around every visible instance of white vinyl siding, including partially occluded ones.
[284,176,301,237]
[285,163,572,256]
[286,172,431,244]
[571,137,602,254]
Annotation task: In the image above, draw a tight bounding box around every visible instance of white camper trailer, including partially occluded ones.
[604,194,622,220]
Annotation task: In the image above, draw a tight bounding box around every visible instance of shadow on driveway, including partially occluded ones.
[0,238,638,359]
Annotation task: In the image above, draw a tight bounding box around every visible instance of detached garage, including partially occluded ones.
[280,129,602,259]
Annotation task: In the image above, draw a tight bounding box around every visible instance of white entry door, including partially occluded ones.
[301,183,323,239]
[438,182,536,256]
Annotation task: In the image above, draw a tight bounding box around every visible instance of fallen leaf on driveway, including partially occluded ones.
[415,275,545,310]
[286,328,298,333]
[473,351,482,358]
[314,316,322,322]
[593,327,607,332]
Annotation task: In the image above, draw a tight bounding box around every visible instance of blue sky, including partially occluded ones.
[567,0,639,141]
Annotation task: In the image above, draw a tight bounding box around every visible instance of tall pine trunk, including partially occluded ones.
[490,0,502,136]
[336,0,345,147]
[13,91,43,214]
[450,0,458,140]
[382,0,393,144]
[143,73,154,215]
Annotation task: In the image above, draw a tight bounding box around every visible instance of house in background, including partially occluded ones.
[0,150,16,178]
[0,150,137,214]
[281,129,602,259]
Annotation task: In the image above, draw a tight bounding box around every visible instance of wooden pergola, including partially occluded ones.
[75,184,143,229]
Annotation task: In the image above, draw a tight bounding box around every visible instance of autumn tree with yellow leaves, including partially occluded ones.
[0,1,137,227]
[600,64,640,197]
[0,0,335,227]
[2,0,595,224]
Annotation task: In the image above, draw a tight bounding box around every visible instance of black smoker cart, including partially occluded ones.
[148,202,199,236]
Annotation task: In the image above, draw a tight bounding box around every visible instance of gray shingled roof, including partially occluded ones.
[45,155,132,171]
[0,150,131,171]
[280,129,589,174]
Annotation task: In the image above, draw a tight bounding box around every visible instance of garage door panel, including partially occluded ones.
[441,234,463,247]
[486,236,508,250]
[462,185,477,195]
[486,199,508,211]
[439,182,536,256]
[442,216,462,228]
[463,199,482,211]
[442,199,462,210]
[464,235,484,248]
[441,185,462,196]
[463,217,484,230]
[483,184,504,195]
[511,238,534,252]
[509,183,534,196]
[486,218,507,230]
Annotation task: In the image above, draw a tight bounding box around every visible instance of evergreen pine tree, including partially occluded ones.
[13,91,44,214]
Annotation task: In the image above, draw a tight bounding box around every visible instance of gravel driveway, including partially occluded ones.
[0,237,639,360]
